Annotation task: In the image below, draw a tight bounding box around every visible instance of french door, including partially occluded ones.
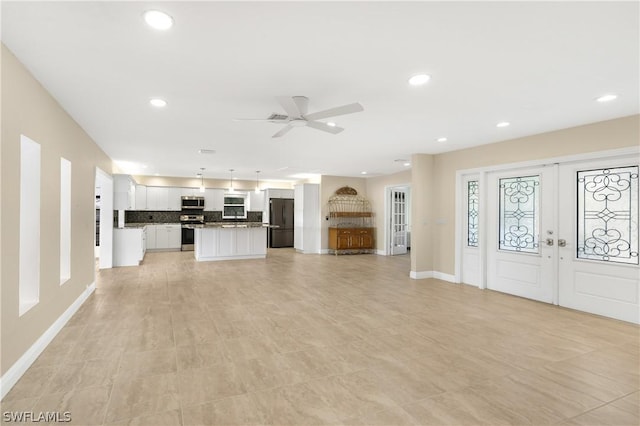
[484,155,639,323]
[390,187,409,255]
[487,166,557,303]
[558,158,639,323]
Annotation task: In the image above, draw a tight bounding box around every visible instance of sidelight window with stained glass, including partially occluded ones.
[577,166,639,265]
[499,175,540,253]
[467,180,479,247]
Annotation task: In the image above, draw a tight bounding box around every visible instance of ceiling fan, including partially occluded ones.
[234,96,364,138]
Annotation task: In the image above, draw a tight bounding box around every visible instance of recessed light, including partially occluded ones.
[408,74,431,86]
[154,173,160,176]
[143,10,173,30]
[437,137,447,142]
[496,121,510,128]
[149,98,167,108]
[198,149,216,154]
[403,162,411,167]
[596,94,618,103]
[361,171,367,175]
[327,122,336,127]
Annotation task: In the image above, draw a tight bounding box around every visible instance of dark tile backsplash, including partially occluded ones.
[123,210,262,223]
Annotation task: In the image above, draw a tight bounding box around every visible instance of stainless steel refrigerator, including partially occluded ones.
[269,198,294,248]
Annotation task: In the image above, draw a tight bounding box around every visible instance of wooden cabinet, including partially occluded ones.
[329,227,374,251]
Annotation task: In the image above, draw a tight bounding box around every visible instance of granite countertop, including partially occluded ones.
[123,222,180,228]
[203,222,275,228]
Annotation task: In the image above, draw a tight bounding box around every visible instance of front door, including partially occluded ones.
[487,166,557,303]
[558,159,639,323]
[483,154,639,322]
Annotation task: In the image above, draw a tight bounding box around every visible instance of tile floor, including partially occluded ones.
[1,249,638,425]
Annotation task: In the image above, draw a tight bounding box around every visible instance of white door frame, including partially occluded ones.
[95,167,113,270]
[383,183,411,256]
[454,147,639,288]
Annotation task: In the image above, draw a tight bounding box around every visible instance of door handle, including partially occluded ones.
[545,238,554,246]
[558,239,567,247]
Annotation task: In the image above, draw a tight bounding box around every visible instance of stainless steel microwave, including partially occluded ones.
[181,196,205,209]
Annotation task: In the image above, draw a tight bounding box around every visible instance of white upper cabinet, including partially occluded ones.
[113,174,136,210]
[248,191,265,212]
[204,188,225,211]
[168,188,181,211]
[135,185,147,210]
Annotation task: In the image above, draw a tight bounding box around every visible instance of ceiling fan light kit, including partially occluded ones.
[235,96,364,138]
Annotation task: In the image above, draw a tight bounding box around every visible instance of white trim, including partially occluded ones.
[410,270,433,279]
[0,282,96,400]
[320,249,330,255]
[433,271,456,283]
[376,249,386,256]
[409,270,456,282]
[195,254,266,262]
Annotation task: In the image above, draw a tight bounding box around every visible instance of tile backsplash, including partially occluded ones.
[123,210,262,223]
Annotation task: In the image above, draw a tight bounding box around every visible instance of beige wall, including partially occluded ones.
[431,115,639,276]
[1,45,113,376]
[365,170,411,252]
[133,175,293,191]
[410,154,436,274]
[320,175,367,250]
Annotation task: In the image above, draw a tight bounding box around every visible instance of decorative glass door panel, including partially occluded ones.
[499,176,540,253]
[487,168,555,303]
[577,166,638,265]
[559,159,639,323]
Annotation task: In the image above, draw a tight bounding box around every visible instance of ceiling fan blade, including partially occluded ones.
[305,102,364,121]
[233,118,288,122]
[276,96,302,118]
[306,120,344,134]
[292,96,309,115]
[272,125,294,138]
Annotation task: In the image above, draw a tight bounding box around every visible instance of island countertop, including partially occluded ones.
[194,226,268,261]
[204,222,277,228]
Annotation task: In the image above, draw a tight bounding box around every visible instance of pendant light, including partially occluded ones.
[228,169,235,193]
[255,170,261,193]
[199,168,205,193]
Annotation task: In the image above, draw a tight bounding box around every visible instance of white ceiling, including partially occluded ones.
[2,1,638,181]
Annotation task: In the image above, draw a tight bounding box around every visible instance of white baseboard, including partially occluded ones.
[409,270,456,283]
[320,249,330,255]
[0,282,96,400]
[376,249,386,256]
[410,270,433,279]
[433,271,456,283]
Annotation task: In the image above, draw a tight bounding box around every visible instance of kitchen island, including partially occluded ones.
[194,223,268,262]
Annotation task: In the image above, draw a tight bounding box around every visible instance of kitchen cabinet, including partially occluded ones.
[294,183,321,254]
[135,185,147,210]
[194,226,267,261]
[113,228,145,266]
[204,188,224,211]
[168,188,181,211]
[114,174,136,210]
[146,187,181,211]
[266,188,294,199]
[146,225,157,249]
[147,224,182,250]
[328,227,374,251]
[248,191,265,212]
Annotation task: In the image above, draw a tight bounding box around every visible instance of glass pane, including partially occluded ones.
[499,175,540,253]
[577,166,639,265]
[467,180,479,247]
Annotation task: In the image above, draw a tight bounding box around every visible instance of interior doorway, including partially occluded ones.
[95,168,113,270]
[386,185,411,255]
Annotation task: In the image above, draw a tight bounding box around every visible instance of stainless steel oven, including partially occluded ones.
[180,214,204,251]
[181,196,205,210]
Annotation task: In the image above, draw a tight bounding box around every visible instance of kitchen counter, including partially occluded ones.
[204,222,276,228]
[194,226,267,262]
[123,222,178,228]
